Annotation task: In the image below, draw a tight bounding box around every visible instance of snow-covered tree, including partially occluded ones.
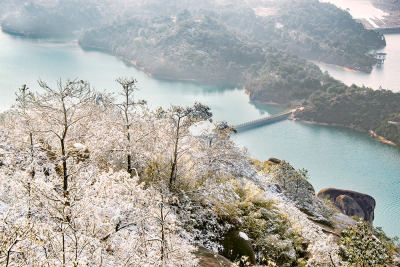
[31,79,96,200]
[157,103,212,187]
[114,77,146,175]
[4,77,392,266]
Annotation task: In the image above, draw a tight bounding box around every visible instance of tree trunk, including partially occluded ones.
[127,154,132,174]
[124,95,133,175]
[28,132,34,219]
[160,196,165,262]
[169,118,181,186]
[62,227,66,266]
[61,138,68,201]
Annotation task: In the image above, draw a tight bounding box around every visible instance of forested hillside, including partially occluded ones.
[1,79,398,266]
[1,0,103,38]
[1,0,384,73]
[78,0,385,80]
[79,13,265,85]
[260,1,385,72]
[296,86,400,145]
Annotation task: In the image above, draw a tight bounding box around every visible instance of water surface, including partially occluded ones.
[233,121,400,237]
[317,34,400,91]
[1,30,399,237]
[321,0,387,27]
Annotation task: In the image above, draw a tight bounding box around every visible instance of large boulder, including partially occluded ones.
[317,188,375,223]
[194,246,233,267]
[335,195,365,219]
[222,230,256,265]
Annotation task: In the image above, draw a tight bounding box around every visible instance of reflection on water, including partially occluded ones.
[317,34,400,92]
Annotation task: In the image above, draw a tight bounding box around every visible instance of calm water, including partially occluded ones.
[317,34,400,91]
[321,0,387,27]
[319,0,400,91]
[1,30,399,237]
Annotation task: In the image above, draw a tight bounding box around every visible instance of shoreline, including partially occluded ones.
[243,87,284,107]
[369,130,398,147]
[2,29,398,148]
[291,117,399,148]
[314,61,360,73]
[80,43,236,87]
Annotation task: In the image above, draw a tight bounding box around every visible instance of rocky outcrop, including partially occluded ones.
[194,246,233,267]
[267,157,281,164]
[222,230,256,265]
[317,188,375,223]
[335,195,365,219]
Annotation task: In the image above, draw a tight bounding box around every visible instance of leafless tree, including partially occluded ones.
[161,103,212,187]
[31,79,96,265]
[15,84,35,218]
[115,77,146,176]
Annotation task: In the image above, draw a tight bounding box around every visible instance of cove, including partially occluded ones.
[0,30,399,237]
[319,0,400,91]
[316,34,400,92]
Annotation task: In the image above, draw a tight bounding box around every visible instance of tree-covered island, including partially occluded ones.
[0,0,399,144]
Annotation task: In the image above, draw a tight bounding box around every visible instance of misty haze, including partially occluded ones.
[0,0,400,266]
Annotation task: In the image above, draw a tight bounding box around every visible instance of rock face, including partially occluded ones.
[194,246,233,267]
[317,188,375,223]
[267,157,281,164]
[222,230,256,265]
[335,195,365,219]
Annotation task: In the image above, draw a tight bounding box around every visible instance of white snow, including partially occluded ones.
[73,143,87,150]
[239,231,249,241]
[0,200,8,213]
[189,121,214,137]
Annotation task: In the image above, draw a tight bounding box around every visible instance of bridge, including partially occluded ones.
[234,108,300,133]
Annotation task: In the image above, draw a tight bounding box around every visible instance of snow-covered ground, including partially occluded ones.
[0,200,7,214]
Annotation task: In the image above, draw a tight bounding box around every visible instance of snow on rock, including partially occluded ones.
[73,143,87,150]
[238,231,249,241]
[266,185,341,266]
[246,171,342,265]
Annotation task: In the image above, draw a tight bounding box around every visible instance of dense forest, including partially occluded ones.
[1,0,385,73]
[0,0,103,38]
[0,0,398,141]
[296,86,400,145]
[247,57,400,145]
[79,13,265,85]
[262,1,386,72]
[77,0,385,79]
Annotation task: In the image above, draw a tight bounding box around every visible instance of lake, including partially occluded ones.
[321,0,388,28]
[317,34,400,91]
[320,0,400,92]
[0,29,399,237]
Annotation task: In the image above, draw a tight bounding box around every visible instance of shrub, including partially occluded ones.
[340,220,392,266]
[215,180,307,266]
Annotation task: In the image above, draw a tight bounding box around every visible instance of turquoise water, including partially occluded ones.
[233,121,400,237]
[1,30,399,237]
